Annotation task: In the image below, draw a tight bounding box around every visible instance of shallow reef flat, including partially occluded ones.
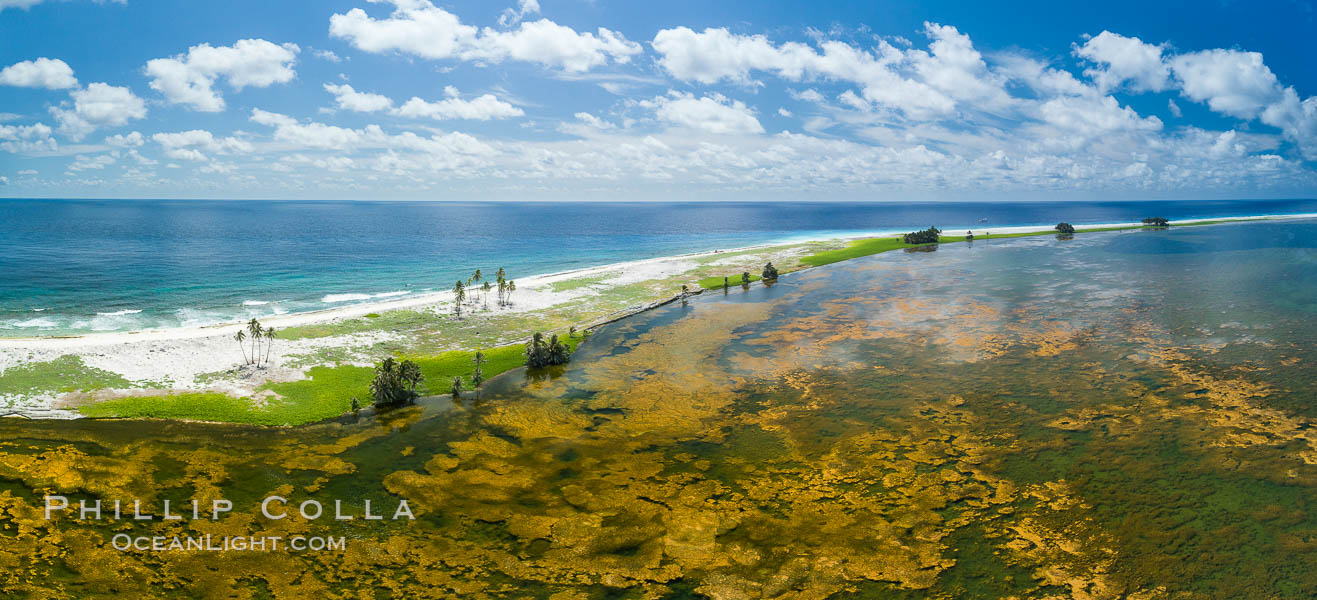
[1,220,1316,598]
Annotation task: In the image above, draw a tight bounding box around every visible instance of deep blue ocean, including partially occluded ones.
[2,198,1315,335]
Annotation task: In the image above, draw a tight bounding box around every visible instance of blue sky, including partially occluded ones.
[1,0,1315,200]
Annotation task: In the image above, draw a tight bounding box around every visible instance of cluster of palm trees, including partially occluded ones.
[234,318,276,368]
[370,357,423,407]
[368,348,489,409]
[526,332,571,368]
[452,267,516,317]
[496,267,516,308]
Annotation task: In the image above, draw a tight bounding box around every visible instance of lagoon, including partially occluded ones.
[1,219,1315,597]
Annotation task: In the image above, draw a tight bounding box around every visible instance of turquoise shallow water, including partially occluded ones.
[3,198,1316,335]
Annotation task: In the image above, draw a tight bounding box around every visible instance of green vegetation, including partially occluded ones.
[798,237,909,267]
[697,273,762,289]
[902,226,942,244]
[0,355,135,398]
[78,392,275,423]
[1142,216,1170,227]
[370,358,423,407]
[405,341,576,388]
[526,332,572,368]
[79,361,380,425]
[1056,222,1076,234]
[471,351,485,391]
[76,336,583,425]
[761,262,779,281]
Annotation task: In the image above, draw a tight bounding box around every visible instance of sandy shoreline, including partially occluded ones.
[5,212,1312,350]
[0,242,770,349]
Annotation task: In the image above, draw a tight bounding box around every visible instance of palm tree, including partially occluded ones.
[234,330,248,365]
[495,268,507,305]
[453,281,466,316]
[548,333,570,364]
[482,281,492,309]
[370,358,423,406]
[400,360,423,395]
[526,332,545,367]
[526,331,572,368]
[263,327,276,367]
[370,358,402,406]
[506,280,516,305]
[450,376,463,400]
[471,351,485,399]
[246,318,263,366]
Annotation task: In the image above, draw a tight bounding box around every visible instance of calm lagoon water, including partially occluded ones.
[2,219,1315,597]
[3,198,1317,334]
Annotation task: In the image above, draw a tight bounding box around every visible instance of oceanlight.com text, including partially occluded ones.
[110,534,346,552]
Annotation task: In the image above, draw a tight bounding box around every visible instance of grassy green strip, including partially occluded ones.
[79,392,278,424]
[77,335,584,425]
[797,223,1186,269]
[696,274,762,290]
[798,237,911,267]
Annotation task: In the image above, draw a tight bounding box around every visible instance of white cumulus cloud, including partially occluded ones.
[67,153,116,171]
[324,83,394,112]
[0,122,57,153]
[105,131,145,147]
[642,92,765,135]
[153,129,253,161]
[651,23,1001,120]
[325,83,523,120]
[1170,49,1284,120]
[145,39,300,112]
[329,0,640,72]
[393,86,523,120]
[1074,31,1170,92]
[0,57,78,89]
[498,0,539,27]
[50,82,147,141]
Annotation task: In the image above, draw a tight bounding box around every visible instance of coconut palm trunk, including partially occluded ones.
[235,330,248,365]
[263,328,275,366]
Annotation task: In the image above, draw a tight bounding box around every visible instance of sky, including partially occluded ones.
[1,0,1315,201]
